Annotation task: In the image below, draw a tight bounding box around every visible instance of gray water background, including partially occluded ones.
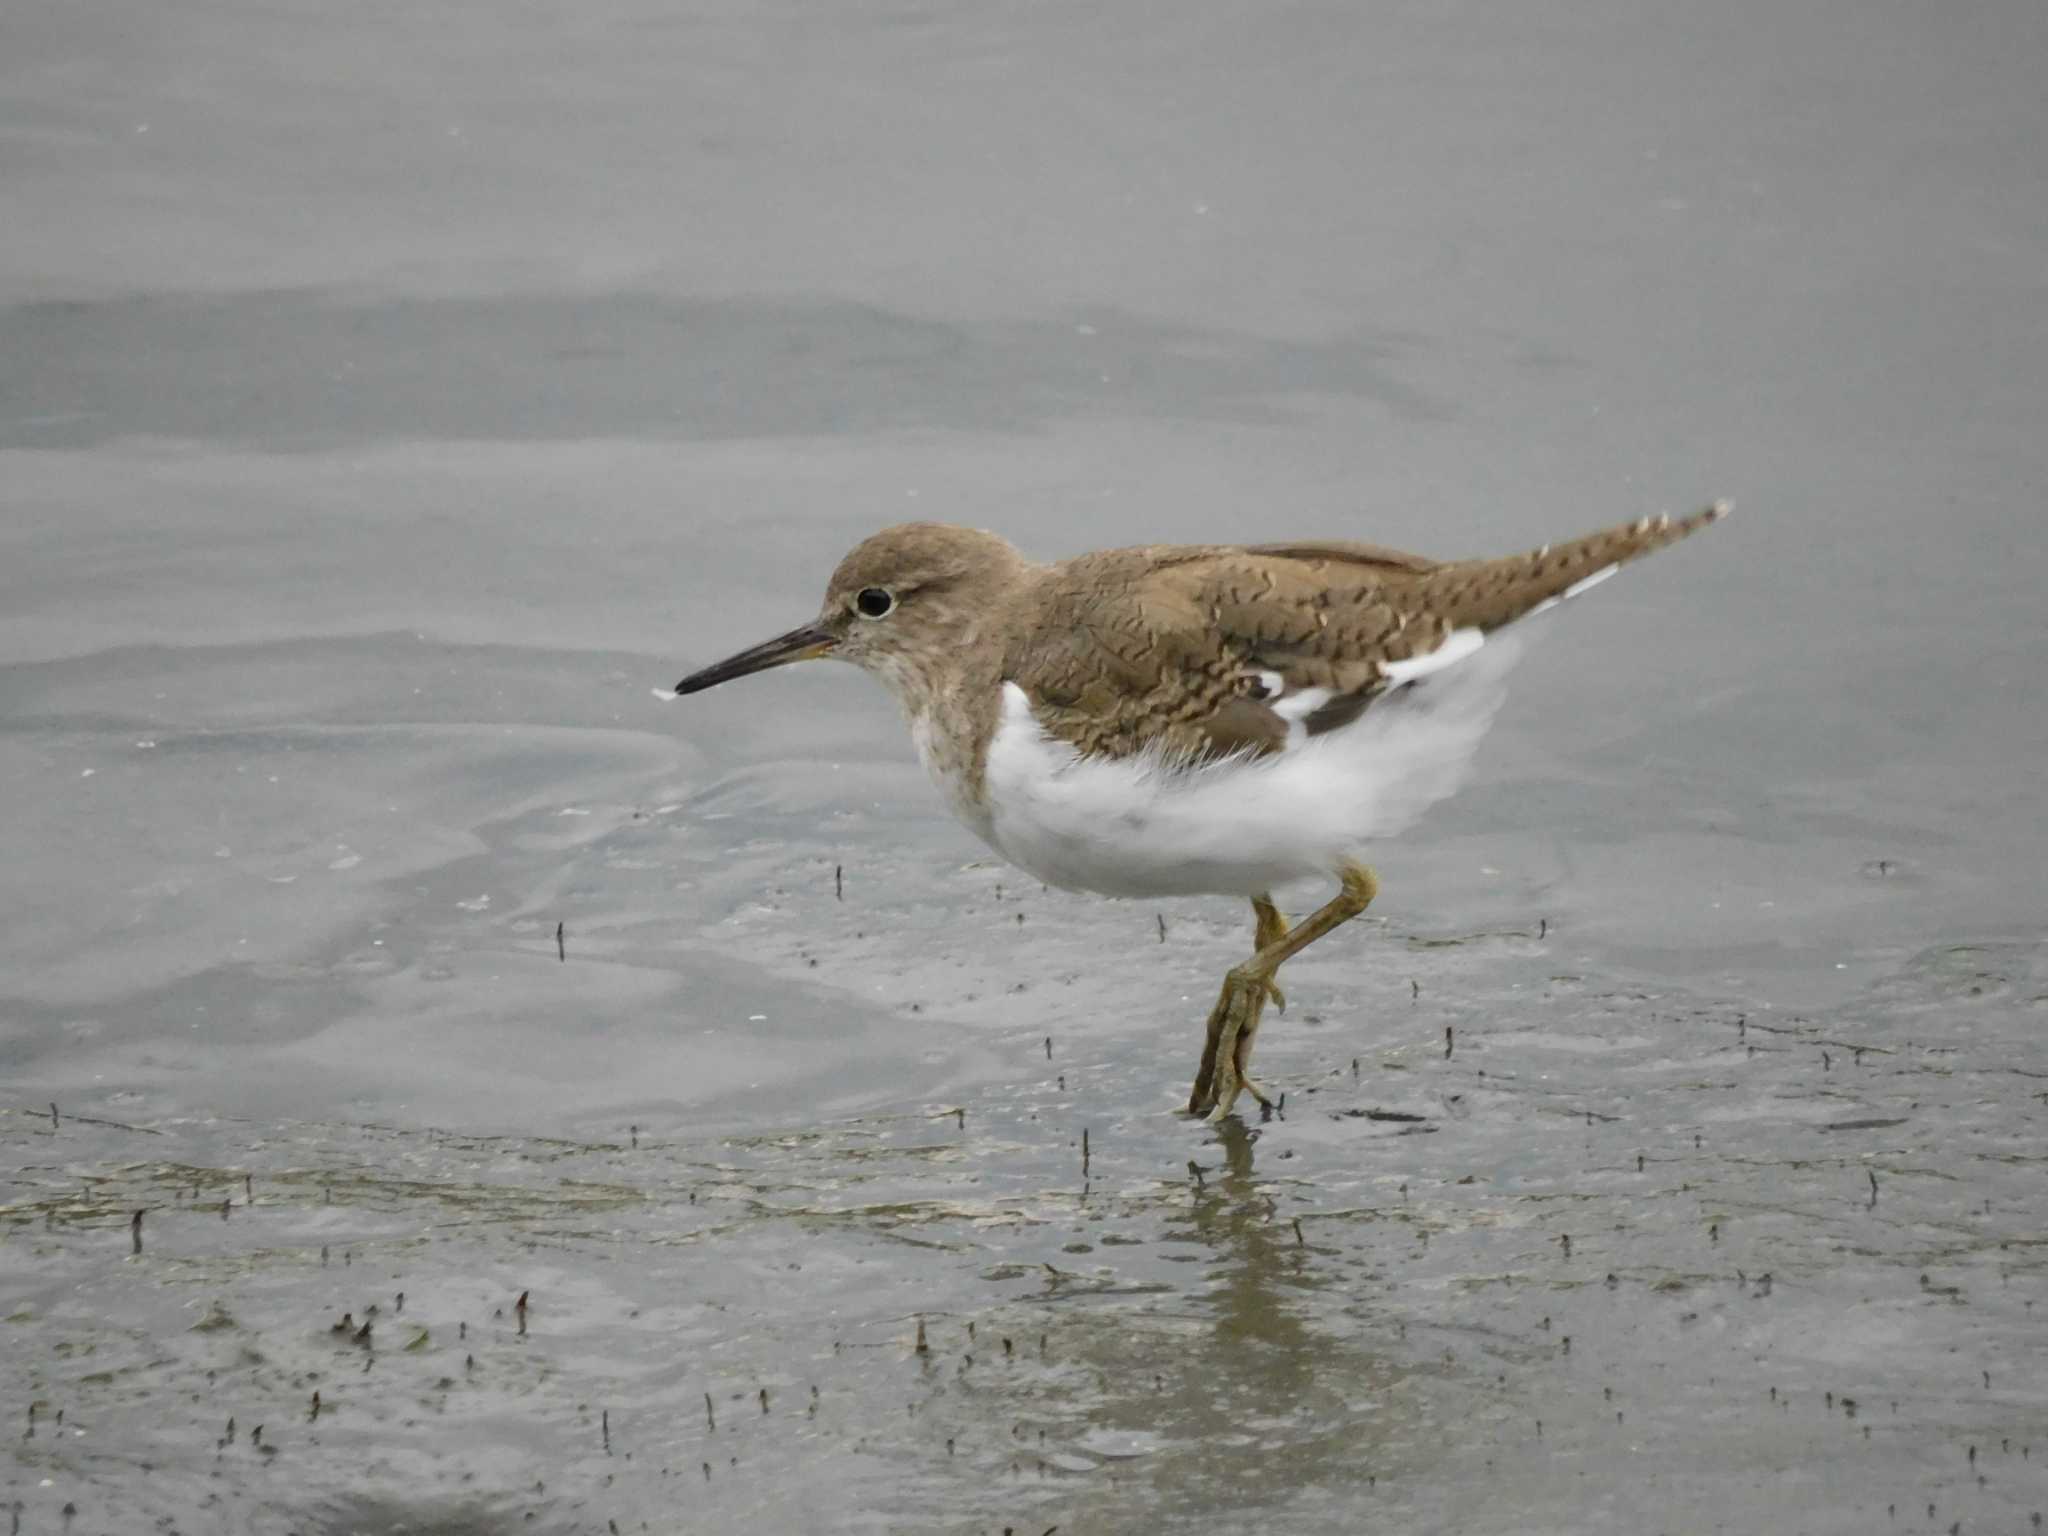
[4,2,2046,1531]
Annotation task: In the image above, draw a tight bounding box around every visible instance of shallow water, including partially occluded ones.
[5,1,2047,1532]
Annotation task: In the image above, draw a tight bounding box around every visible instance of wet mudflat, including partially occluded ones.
[6,755,2046,1534]
[7,0,2048,1530]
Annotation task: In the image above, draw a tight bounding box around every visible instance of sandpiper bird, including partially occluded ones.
[676,504,1725,1121]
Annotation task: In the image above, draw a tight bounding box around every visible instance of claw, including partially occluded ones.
[1199,1069,1260,1120]
[1205,1065,1245,1122]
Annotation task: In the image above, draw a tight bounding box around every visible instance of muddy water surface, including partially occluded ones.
[6,0,2048,1532]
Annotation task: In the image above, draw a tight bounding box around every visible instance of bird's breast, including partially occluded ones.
[909,706,997,843]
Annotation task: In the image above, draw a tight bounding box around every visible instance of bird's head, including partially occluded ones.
[674,523,1030,714]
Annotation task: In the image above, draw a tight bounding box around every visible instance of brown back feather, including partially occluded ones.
[1004,505,1726,763]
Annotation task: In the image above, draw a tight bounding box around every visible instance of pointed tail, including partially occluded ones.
[1418,501,1729,634]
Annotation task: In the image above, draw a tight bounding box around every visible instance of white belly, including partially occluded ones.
[975,632,1530,898]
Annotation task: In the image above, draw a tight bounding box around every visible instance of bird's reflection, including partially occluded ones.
[1044,1114,1401,1527]
[1183,1116,1323,1354]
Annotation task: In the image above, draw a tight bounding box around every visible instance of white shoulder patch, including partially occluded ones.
[1380,626,1485,685]
[1269,684,1335,724]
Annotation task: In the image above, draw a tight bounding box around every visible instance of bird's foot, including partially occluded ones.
[1212,1064,1276,1123]
[1234,1072,1274,1115]
[1188,965,1270,1122]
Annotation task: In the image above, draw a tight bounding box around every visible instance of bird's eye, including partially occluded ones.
[854,587,895,619]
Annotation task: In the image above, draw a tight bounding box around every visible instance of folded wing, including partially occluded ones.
[1004,504,1726,763]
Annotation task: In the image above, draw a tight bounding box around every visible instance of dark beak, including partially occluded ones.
[675,621,836,694]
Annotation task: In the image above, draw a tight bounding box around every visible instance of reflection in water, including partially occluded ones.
[1190,1118,1322,1353]
[1048,1118,1404,1532]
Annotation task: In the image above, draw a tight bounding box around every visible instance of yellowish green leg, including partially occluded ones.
[1225,896,1293,1109]
[1252,896,1289,1015]
[1188,896,1279,1115]
[1188,863,1381,1123]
